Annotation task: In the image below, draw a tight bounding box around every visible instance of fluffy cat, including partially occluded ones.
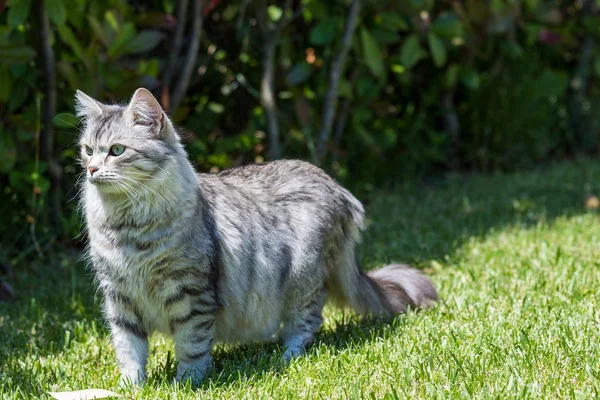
[76,88,438,385]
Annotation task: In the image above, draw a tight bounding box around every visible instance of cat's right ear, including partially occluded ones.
[75,90,103,121]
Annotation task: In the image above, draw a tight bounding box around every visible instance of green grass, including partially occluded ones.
[3,158,600,399]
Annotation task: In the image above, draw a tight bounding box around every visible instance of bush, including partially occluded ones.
[1,0,599,255]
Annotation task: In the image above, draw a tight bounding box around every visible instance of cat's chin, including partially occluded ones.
[87,180,124,195]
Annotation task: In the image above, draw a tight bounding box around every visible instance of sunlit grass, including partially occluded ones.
[2,158,600,399]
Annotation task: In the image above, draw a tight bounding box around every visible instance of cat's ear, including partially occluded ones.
[75,90,103,121]
[127,88,164,130]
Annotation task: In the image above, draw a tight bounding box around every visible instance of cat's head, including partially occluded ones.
[75,88,178,194]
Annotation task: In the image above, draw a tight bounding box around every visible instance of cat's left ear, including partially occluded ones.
[127,88,165,132]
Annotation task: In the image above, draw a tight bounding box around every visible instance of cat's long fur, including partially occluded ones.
[76,88,438,385]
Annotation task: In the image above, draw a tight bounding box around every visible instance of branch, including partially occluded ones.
[316,0,360,164]
[332,68,360,163]
[236,0,251,33]
[162,0,190,110]
[170,0,204,113]
[256,0,294,159]
[36,0,62,230]
[567,0,596,147]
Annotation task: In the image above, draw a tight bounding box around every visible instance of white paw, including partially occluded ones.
[282,346,304,362]
[175,359,211,386]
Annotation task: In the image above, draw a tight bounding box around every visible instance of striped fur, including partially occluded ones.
[76,88,438,386]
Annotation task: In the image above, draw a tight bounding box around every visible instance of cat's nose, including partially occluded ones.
[88,166,99,176]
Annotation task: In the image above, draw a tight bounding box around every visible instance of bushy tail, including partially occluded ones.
[336,263,438,316]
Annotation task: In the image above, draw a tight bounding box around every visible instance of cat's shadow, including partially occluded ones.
[145,313,412,390]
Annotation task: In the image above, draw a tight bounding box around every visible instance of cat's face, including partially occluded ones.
[76,89,174,194]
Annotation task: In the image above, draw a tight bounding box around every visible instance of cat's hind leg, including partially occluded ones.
[282,287,326,361]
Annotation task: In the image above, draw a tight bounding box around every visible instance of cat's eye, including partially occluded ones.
[84,146,93,156]
[109,144,125,156]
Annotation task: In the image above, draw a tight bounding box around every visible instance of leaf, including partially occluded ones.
[118,30,165,55]
[361,28,384,78]
[432,12,464,38]
[48,389,122,400]
[286,62,312,86]
[0,132,16,172]
[57,24,85,61]
[370,27,401,45]
[267,5,282,22]
[108,23,136,58]
[0,26,11,45]
[53,113,80,129]
[378,14,409,31]
[0,44,35,64]
[88,16,108,47]
[338,78,352,97]
[0,65,12,101]
[56,61,82,91]
[445,64,460,87]
[461,68,480,90]
[7,0,31,29]
[400,34,426,69]
[595,57,600,79]
[45,0,67,25]
[8,80,28,111]
[428,32,446,67]
[309,19,336,45]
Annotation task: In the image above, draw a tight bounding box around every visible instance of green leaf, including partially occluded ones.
[432,12,464,38]
[108,22,136,58]
[0,26,12,45]
[428,32,447,68]
[400,34,426,69]
[594,57,600,79]
[57,24,85,61]
[338,78,352,97]
[309,19,336,45]
[0,65,12,102]
[378,14,409,31]
[0,44,35,64]
[461,68,480,90]
[286,62,313,86]
[118,30,165,55]
[46,0,67,25]
[7,0,31,29]
[53,113,80,129]
[56,61,82,91]
[445,64,460,87]
[208,102,225,114]
[88,16,108,47]
[267,5,282,22]
[0,133,16,173]
[361,28,384,78]
[7,79,28,111]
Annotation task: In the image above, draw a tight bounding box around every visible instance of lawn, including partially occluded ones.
[2,158,600,399]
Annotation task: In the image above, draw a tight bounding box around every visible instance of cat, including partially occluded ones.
[76,88,438,386]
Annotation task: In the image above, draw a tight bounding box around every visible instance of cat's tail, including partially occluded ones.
[333,263,439,316]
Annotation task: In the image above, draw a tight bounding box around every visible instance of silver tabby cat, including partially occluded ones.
[76,88,438,385]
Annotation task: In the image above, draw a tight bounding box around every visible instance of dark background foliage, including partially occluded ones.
[1,0,599,261]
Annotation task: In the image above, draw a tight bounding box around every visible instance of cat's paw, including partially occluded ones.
[175,359,211,386]
[282,345,304,362]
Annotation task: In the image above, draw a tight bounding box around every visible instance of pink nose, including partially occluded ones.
[88,166,99,176]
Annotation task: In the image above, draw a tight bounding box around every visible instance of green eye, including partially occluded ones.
[110,144,125,156]
[84,146,93,156]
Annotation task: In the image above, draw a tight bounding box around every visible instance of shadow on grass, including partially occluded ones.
[3,158,600,392]
[360,158,600,268]
[142,314,408,390]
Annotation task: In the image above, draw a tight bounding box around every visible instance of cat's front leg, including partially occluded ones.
[171,309,215,385]
[104,292,149,386]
